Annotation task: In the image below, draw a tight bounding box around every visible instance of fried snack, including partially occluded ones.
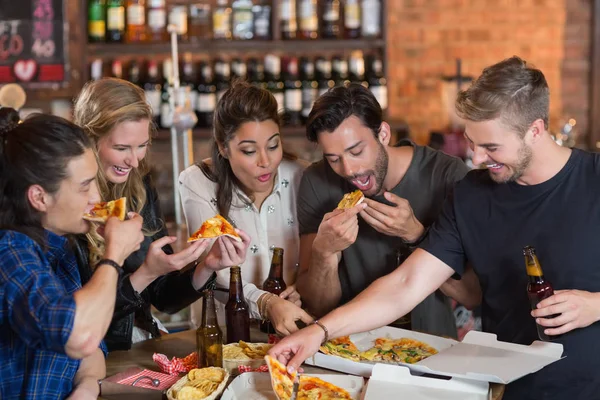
[166,367,229,400]
[337,190,364,210]
[223,341,272,361]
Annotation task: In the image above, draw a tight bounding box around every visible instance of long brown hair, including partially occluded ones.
[73,77,156,265]
[201,81,296,219]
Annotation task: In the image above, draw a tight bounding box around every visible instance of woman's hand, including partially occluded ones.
[267,296,314,336]
[279,284,302,307]
[204,229,251,271]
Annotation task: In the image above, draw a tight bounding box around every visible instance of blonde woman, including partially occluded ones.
[72,78,250,351]
[179,82,313,336]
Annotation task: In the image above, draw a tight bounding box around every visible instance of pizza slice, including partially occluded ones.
[265,355,297,400]
[319,336,361,362]
[83,197,127,223]
[360,337,438,364]
[298,376,353,400]
[188,214,242,243]
[337,190,364,210]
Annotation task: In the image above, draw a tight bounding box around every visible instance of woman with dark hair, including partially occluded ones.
[72,78,250,351]
[179,81,313,336]
[0,108,144,399]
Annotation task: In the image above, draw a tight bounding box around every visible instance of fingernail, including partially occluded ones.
[287,366,295,374]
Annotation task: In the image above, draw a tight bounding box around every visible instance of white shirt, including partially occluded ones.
[178,158,306,326]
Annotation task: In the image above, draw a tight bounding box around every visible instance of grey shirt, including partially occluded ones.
[297,141,470,338]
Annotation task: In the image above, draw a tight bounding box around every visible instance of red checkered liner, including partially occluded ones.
[268,334,281,344]
[238,364,269,374]
[153,352,198,375]
[117,369,180,390]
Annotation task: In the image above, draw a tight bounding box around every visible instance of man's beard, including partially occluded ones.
[371,142,389,195]
[490,141,532,183]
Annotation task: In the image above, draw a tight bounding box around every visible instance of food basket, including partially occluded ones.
[166,367,229,400]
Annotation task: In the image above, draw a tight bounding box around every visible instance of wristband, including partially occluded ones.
[96,258,122,275]
[311,320,329,345]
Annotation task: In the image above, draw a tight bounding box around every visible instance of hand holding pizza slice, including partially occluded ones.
[83,197,127,223]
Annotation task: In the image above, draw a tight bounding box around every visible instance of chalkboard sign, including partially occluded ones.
[0,0,68,87]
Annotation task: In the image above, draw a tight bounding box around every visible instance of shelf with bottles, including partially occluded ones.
[86,0,385,53]
[91,49,387,135]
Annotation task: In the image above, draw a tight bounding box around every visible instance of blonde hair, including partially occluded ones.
[73,77,156,266]
[455,56,549,137]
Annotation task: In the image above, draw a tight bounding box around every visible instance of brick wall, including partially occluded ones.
[386,0,590,144]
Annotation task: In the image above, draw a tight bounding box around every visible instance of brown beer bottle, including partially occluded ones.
[196,289,223,367]
[260,247,287,333]
[523,245,559,341]
[225,266,251,343]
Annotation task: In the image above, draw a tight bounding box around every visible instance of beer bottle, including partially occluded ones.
[523,245,559,341]
[196,289,223,367]
[225,266,251,343]
[260,248,287,333]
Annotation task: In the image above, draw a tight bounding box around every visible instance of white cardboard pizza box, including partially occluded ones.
[364,364,490,400]
[219,372,365,400]
[305,327,564,384]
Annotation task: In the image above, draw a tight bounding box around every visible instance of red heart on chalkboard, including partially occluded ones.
[13,60,38,82]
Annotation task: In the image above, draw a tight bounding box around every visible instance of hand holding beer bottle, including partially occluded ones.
[260,248,287,334]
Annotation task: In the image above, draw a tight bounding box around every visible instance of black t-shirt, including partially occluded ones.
[298,142,469,337]
[422,149,600,399]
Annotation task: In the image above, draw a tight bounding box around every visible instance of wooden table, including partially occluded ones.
[104,326,504,399]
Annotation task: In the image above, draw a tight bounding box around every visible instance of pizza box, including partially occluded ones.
[305,326,564,384]
[219,372,365,400]
[363,364,490,400]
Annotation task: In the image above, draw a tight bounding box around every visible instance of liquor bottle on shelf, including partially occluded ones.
[213,0,233,40]
[88,0,106,43]
[160,59,174,129]
[196,289,224,368]
[128,60,142,86]
[247,57,266,89]
[231,58,247,82]
[111,59,124,79]
[300,57,317,125]
[143,60,162,126]
[196,61,216,128]
[214,58,231,102]
[265,54,284,112]
[344,0,361,39]
[349,50,366,87]
[168,2,189,41]
[147,0,167,42]
[361,0,381,38]
[126,0,147,43]
[366,54,387,111]
[315,56,334,97]
[260,248,286,334]
[298,0,318,39]
[283,57,302,127]
[189,3,212,42]
[332,55,349,88]
[232,0,254,40]
[279,0,296,40]
[225,266,251,344]
[90,59,104,81]
[252,0,271,40]
[180,53,198,111]
[320,0,340,39]
[106,0,126,43]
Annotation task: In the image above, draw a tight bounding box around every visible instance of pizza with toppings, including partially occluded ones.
[83,197,126,223]
[265,355,353,400]
[337,190,364,210]
[319,336,361,362]
[360,337,438,364]
[187,214,241,243]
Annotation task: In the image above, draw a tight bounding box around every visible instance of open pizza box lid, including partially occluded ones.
[220,372,365,400]
[364,364,490,400]
[305,326,564,384]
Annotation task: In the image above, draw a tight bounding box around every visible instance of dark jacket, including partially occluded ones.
[72,175,215,351]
